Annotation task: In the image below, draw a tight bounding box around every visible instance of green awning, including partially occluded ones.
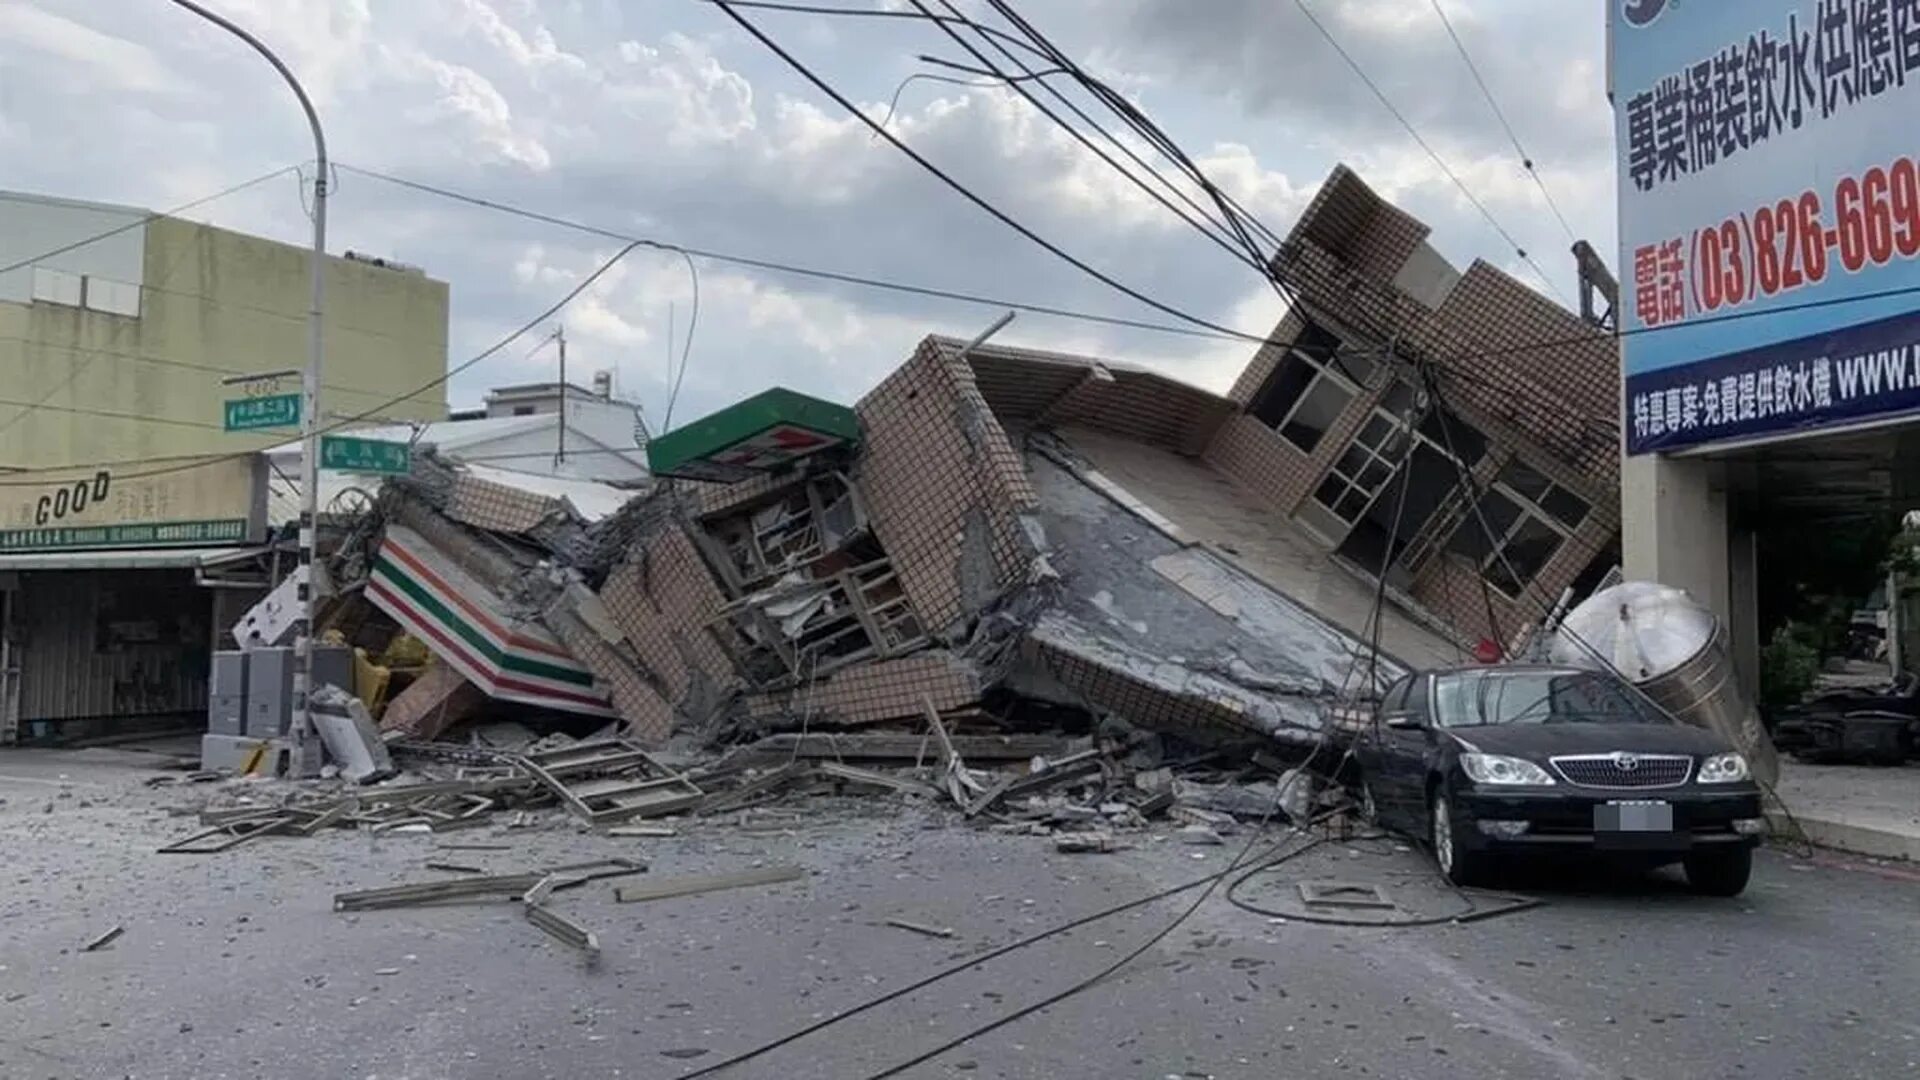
[647,387,861,483]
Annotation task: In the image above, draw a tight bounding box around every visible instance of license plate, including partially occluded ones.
[1595,800,1673,832]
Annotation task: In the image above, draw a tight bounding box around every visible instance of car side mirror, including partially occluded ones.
[1382,712,1422,730]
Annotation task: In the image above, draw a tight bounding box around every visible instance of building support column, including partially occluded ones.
[1622,452,1742,633]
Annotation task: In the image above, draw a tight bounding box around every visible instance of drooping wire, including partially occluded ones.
[705,0,1268,344]
[1287,0,1569,304]
[1426,0,1579,246]
[661,250,701,430]
[335,162,1248,345]
[0,164,298,278]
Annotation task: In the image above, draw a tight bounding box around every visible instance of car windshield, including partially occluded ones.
[1430,670,1666,728]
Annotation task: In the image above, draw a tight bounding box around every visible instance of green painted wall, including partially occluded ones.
[0,216,447,470]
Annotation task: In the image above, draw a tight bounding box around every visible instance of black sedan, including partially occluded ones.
[1353,665,1765,895]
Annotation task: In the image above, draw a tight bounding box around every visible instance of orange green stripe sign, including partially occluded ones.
[368,525,615,718]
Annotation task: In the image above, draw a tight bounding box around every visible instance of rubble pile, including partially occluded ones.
[221,336,1411,839]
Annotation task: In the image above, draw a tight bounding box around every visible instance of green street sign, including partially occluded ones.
[320,434,411,475]
[224,393,301,432]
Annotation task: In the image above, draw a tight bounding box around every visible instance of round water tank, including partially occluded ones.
[1551,582,1779,785]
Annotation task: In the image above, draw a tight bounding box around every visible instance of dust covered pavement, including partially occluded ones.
[2,747,1916,1080]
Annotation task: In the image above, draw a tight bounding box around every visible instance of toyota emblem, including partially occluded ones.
[1614,752,1641,771]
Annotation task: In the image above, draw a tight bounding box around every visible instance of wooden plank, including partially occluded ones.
[614,865,806,904]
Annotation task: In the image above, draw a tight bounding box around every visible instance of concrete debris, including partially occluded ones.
[213,342,1426,857]
[1054,831,1117,854]
[298,339,1408,773]
[885,917,957,939]
[1178,824,1226,846]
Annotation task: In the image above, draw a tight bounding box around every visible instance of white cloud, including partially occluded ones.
[0,4,188,95]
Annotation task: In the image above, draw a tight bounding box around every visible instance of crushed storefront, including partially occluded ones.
[231,166,1625,791]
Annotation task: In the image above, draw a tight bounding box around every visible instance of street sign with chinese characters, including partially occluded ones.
[320,435,411,475]
[1613,1,1920,454]
[224,393,301,432]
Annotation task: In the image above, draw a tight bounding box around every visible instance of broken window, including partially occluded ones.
[699,471,923,684]
[705,473,864,591]
[1247,322,1374,454]
[1493,458,1590,530]
[1445,470,1575,601]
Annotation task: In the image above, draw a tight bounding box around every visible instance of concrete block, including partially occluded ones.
[199,734,281,774]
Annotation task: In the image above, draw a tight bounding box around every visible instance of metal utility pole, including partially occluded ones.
[171,0,328,776]
[555,325,568,465]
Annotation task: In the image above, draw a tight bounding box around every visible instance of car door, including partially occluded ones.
[1375,673,1435,830]
[1358,676,1410,822]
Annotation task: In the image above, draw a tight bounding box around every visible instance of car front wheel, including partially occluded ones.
[1431,788,1490,887]
[1683,846,1753,897]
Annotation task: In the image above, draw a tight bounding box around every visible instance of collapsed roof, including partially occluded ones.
[325,335,1409,750]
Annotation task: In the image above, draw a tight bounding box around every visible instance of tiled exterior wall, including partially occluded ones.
[444,473,562,534]
[1024,636,1265,743]
[1428,265,1620,485]
[741,651,981,726]
[598,558,693,701]
[964,343,1237,457]
[1205,353,1396,524]
[693,469,805,519]
[1203,162,1623,652]
[543,606,674,742]
[1040,371,1236,457]
[855,338,1040,639]
[1226,311,1306,405]
[594,526,737,721]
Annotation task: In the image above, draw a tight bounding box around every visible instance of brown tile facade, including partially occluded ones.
[741,651,981,726]
[444,473,563,534]
[854,338,1041,638]
[599,558,694,701]
[1202,163,1622,655]
[1023,635,1265,743]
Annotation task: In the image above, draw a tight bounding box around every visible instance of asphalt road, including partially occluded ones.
[0,747,1915,1080]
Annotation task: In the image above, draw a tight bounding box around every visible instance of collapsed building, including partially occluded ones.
[228,165,1624,770]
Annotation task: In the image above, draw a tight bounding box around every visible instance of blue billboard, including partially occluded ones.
[1614,0,1920,453]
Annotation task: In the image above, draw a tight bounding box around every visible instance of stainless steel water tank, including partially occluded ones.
[1550,581,1780,786]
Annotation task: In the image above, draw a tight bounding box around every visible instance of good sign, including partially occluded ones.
[35,470,111,526]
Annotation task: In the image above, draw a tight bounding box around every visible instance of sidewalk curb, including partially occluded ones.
[1769,810,1920,862]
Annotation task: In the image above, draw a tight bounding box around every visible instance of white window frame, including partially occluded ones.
[1252,346,1376,454]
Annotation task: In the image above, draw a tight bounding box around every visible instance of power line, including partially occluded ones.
[1287,0,1569,305]
[334,163,1248,345]
[0,165,297,278]
[333,162,1920,391]
[706,0,1266,344]
[912,0,1278,276]
[0,335,445,406]
[661,250,701,430]
[1426,0,1579,245]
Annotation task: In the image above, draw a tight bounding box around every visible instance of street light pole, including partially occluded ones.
[170,0,327,776]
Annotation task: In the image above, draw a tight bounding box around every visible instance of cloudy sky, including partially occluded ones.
[0,0,1614,428]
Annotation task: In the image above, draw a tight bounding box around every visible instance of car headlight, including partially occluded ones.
[1698,752,1750,783]
[1460,753,1555,786]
